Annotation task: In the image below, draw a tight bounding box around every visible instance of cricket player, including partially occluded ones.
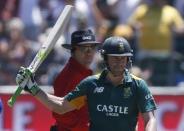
[16,36,157,131]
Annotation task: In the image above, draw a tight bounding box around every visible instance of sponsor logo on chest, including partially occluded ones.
[97,104,129,117]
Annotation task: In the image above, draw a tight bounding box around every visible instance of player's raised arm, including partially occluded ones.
[16,67,76,114]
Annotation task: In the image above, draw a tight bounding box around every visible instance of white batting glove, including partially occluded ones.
[16,67,40,96]
[16,67,29,88]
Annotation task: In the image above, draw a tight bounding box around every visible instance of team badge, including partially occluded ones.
[123,87,132,98]
[119,42,124,51]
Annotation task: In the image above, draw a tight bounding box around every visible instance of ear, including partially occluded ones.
[126,57,132,69]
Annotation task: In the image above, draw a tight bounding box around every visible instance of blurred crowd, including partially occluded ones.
[0,0,184,86]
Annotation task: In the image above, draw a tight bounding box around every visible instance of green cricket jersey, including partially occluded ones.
[65,69,157,131]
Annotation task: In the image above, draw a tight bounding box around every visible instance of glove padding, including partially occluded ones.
[16,67,40,96]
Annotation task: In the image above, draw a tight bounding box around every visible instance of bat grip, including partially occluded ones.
[7,87,23,107]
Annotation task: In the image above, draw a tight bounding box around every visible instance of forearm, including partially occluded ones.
[15,67,76,114]
[145,117,157,131]
[34,89,71,114]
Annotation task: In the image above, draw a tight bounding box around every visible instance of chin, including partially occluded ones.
[84,61,92,67]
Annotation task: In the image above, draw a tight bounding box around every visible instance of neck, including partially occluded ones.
[107,71,124,86]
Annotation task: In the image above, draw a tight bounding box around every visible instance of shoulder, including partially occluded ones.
[164,5,177,11]
[163,5,179,13]
[131,74,142,80]
[77,73,103,88]
[136,4,148,13]
[75,74,100,91]
[131,4,148,19]
[81,73,101,83]
[130,74,148,88]
[138,4,148,10]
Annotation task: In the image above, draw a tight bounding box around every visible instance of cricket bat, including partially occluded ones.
[7,5,73,107]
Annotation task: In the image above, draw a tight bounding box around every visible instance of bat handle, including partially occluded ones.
[7,87,23,107]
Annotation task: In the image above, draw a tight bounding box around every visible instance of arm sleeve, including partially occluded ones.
[64,78,89,110]
[136,79,157,113]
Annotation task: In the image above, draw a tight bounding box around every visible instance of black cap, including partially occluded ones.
[62,29,101,50]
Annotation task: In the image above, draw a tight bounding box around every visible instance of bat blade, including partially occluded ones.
[29,5,73,73]
[7,5,73,107]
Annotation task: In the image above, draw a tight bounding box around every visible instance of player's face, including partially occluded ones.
[74,44,97,68]
[107,55,128,76]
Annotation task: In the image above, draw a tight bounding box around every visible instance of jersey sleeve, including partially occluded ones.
[136,79,157,113]
[64,78,89,110]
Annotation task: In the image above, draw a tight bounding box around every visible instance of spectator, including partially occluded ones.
[128,0,184,86]
[2,17,34,84]
[91,0,120,41]
[19,0,43,40]
[91,0,141,41]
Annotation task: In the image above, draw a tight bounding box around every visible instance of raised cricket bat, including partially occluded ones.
[7,5,73,107]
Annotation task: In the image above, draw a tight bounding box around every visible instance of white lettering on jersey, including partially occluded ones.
[93,87,104,93]
[145,93,153,100]
[97,104,128,117]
